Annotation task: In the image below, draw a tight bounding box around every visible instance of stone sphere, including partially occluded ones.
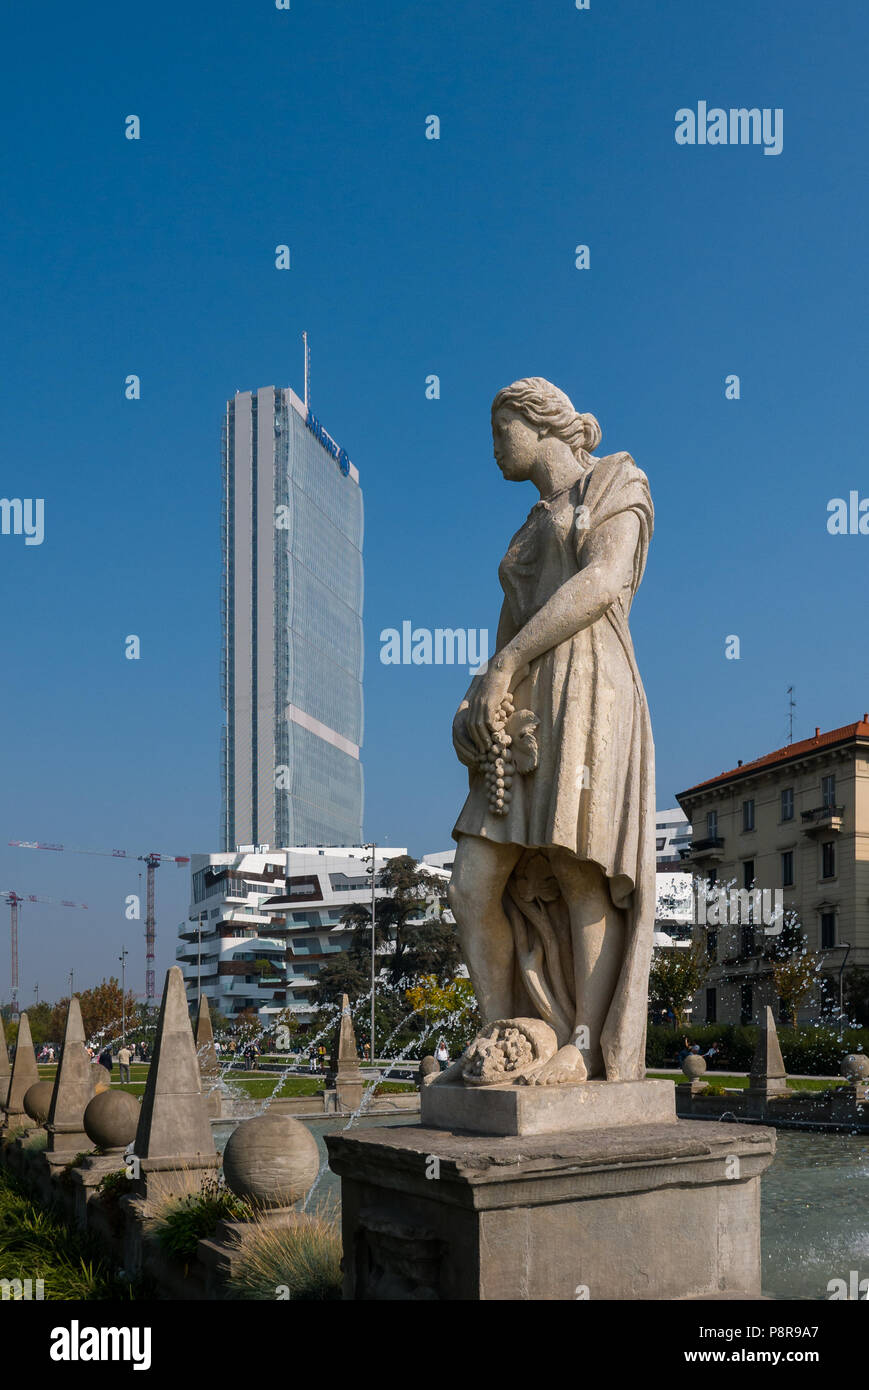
[682,1053,707,1081]
[83,1089,140,1151]
[223,1113,319,1208]
[418,1056,439,1080]
[840,1053,869,1081]
[23,1080,54,1125]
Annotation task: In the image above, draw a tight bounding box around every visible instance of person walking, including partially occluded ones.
[117,1043,131,1084]
[99,1047,113,1079]
[435,1037,450,1072]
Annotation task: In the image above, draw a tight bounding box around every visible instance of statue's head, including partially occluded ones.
[491,377,601,482]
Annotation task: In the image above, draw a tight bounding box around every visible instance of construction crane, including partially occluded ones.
[0,891,88,1014]
[9,841,190,1005]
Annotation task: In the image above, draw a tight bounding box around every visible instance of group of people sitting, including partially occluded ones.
[676,1038,723,1068]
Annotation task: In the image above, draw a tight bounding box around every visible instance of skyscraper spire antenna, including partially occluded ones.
[302,331,310,411]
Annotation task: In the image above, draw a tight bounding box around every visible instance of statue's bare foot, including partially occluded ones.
[524,1044,588,1086]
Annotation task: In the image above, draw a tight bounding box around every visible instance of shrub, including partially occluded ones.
[645,1022,869,1074]
[225,1209,342,1300]
[97,1169,130,1200]
[0,1166,134,1299]
[152,1177,252,1264]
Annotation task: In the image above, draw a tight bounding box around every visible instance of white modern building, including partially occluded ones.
[179,845,450,1023]
[655,807,693,867]
[221,385,364,851]
[654,809,694,947]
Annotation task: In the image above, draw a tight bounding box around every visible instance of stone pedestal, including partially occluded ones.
[68,1153,128,1231]
[677,1079,709,1101]
[421,1077,674,1136]
[197,1211,300,1297]
[46,1122,92,1156]
[326,1117,775,1300]
[325,1082,365,1115]
[31,1148,88,1206]
[326,993,365,1115]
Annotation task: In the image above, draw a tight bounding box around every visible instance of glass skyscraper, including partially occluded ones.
[220,385,364,849]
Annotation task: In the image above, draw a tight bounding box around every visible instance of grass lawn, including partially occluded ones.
[36,1064,415,1100]
[645,1072,847,1092]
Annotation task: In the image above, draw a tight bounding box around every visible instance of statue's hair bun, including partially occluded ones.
[492,378,601,459]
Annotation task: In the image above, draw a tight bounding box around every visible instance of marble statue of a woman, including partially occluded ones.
[445,378,655,1088]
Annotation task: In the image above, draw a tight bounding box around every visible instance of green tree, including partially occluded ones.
[771,943,823,1029]
[232,1008,260,1043]
[21,1001,53,1047]
[252,958,281,977]
[339,855,450,988]
[49,979,139,1046]
[316,951,369,1006]
[648,941,710,1031]
[400,918,462,984]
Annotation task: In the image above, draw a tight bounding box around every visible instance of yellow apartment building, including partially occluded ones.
[676,717,869,1026]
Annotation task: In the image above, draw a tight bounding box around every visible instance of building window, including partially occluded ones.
[742,799,755,832]
[820,912,836,949]
[284,876,323,902]
[706,868,717,888]
[821,842,835,880]
[743,860,754,890]
[822,774,836,808]
[781,787,794,821]
[706,929,718,961]
[706,987,717,1023]
[740,983,753,1025]
[781,850,794,888]
[741,924,755,958]
[706,810,718,839]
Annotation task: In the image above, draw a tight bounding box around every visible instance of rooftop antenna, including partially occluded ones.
[302,331,310,412]
[786,685,796,745]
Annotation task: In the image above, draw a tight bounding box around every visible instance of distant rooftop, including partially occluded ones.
[678,715,869,798]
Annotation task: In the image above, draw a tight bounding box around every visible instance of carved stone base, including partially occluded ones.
[421,1078,675,1137]
[326,1119,776,1300]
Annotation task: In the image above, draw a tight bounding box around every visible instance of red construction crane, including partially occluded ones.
[0,891,88,1014]
[9,841,190,1005]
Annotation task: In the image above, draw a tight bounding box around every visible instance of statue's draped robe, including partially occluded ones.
[453,452,655,1080]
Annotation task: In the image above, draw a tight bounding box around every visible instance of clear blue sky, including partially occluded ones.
[1,0,867,1005]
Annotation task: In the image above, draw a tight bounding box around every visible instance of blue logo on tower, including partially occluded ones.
[306,410,352,477]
